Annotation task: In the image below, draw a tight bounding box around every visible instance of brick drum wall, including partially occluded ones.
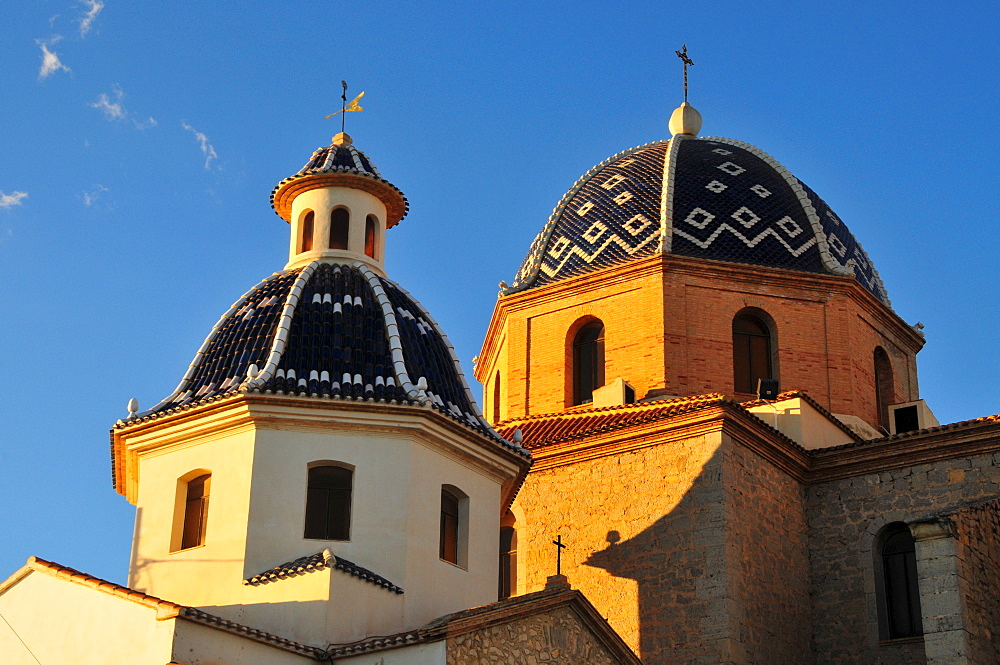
[513,432,727,664]
[725,441,814,664]
[807,452,1000,664]
[446,605,618,665]
[953,499,1000,664]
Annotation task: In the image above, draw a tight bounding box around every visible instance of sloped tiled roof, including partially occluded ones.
[496,393,728,448]
[511,135,889,305]
[122,260,526,460]
[244,550,403,594]
[6,557,323,658]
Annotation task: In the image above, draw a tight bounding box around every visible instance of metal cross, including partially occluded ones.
[675,44,694,103]
[339,80,349,133]
[552,535,567,575]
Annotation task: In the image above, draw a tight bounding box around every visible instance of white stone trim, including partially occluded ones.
[244,261,319,391]
[659,135,685,253]
[144,273,288,414]
[354,262,419,402]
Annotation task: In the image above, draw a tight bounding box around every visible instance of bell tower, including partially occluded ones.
[112,128,530,649]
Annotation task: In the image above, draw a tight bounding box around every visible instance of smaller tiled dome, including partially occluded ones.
[136,260,521,455]
[271,134,408,227]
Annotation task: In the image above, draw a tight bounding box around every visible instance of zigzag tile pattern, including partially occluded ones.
[515,142,668,288]
[670,138,828,273]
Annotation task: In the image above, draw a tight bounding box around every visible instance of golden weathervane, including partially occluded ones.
[326,80,365,133]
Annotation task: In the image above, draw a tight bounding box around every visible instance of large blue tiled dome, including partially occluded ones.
[511,134,889,305]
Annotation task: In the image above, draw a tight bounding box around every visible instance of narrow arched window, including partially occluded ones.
[492,371,501,423]
[573,321,605,405]
[364,214,378,258]
[304,465,352,540]
[330,208,350,250]
[440,486,468,566]
[876,523,923,639]
[180,474,210,550]
[498,523,517,599]
[733,314,772,394]
[874,347,894,431]
[300,210,314,253]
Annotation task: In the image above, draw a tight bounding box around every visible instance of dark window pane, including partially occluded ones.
[573,322,605,405]
[304,466,352,540]
[330,208,350,250]
[301,211,314,252]
[881,526,923,639]
[440,490,459,563]
[181,474,210,549]
[733,315,771,394]
[364,215,377,258]
[499,526,516,599]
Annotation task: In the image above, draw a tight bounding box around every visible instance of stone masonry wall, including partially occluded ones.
[724,439,814,664]
[446,605,619,665]
[807,450,1000,665]
[513,431,727,664]
[953,499,1000,664]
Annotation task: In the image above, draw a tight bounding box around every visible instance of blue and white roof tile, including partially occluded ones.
[511,135,890,306]
[124,260,525,458]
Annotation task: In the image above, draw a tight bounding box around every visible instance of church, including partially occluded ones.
[1,89,998,664]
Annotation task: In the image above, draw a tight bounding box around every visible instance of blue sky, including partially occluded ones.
[1,2,997,583]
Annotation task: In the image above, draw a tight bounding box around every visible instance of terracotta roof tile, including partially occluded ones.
[496,393,728,448]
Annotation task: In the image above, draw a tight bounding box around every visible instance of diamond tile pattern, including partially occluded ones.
[145,262,519,452]
[511,136,890,306]
[670,138,827,273]
[514,142,669,288]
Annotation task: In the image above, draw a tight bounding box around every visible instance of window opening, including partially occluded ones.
[364,215,378,258]
[874,347,894,431]
[573,321,605,405]
[492,372,501,423]
[733,314,772,394]
[330,208,350,250]
[300,210,314,253]
[304,465,353,540]
[440,488,460,564]
[499,525,516,599]
[180,474,210,550]
[877,523,923,640]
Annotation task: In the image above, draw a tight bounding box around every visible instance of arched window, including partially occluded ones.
[492,371,501,423]
[733,313,773,394]
[440,485,468,567]
[180,474,210,550]
[498,510,517,599]
[875,523,923,640]
[874,347,894,431]
[330,208,350,250]
[304,464,353,541]
[364,214,378,259]
[573,321,605,405]
[300,210,314,253]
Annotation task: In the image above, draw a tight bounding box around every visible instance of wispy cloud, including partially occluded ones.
[90,85,126,120]
[78,0,105,37]
[82,184,109,206]
[89,85,157,128]
[37,38,70,79]
[181,122,218,170]
[0,191,28,209]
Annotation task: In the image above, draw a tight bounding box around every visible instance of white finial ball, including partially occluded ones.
[416,377,428,391]
[247,363,260,379]
[669,102,703,137]
[513,428,523,444]
[127,397,139,416]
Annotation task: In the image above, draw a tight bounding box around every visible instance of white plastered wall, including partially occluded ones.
[122,402,517,647]
[0,570,176,665]
[287,186,387,271]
